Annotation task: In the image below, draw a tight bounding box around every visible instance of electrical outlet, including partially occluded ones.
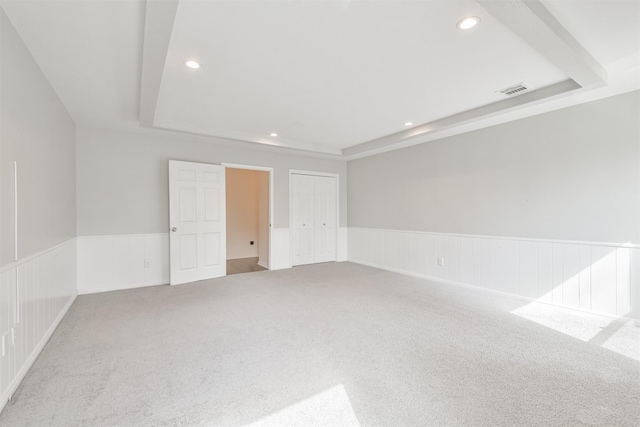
[437,257,445,267]
[144,259,151,268]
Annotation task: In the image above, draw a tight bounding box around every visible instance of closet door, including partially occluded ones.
[292,174,315,266]
[314,176,337,263]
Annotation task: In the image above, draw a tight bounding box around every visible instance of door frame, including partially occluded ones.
[222,162,274,270]
[289,169,340,267]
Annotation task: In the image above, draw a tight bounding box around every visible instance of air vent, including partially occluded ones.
[497,83,530,97]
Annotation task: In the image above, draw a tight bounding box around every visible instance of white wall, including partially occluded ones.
[0,9,77,411]
[347,91,640,320]
[226,168,260,260]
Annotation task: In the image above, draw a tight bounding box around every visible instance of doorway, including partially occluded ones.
[224,164,272,275]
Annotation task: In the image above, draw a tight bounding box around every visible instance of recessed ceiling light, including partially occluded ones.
[270,133,278,137]
[185,60,200,69]
[457,16,480,30]
[404,122,413,126]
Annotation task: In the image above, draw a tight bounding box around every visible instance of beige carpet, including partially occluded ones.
[0,262,638,426]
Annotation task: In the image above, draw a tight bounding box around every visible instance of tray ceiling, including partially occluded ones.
[2,0,638,158]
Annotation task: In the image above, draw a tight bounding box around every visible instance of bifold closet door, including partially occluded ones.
[314,176,337,263]
[292,174,315,266]
[292,173,337,266]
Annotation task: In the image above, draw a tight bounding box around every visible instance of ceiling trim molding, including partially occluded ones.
[139,0,179,127]
[342,79,580,157]
[477,0,607,88]
[152,119,343,156]
[342,0,609,158]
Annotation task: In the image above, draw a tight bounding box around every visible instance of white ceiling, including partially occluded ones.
[2,0,639,158]
[540,0,640,70]
[155,0,567,151]
[1,0,145,130]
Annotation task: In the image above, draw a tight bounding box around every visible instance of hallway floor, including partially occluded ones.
[226,257,267,275]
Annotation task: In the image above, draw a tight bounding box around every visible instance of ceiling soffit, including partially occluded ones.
[139,0,619,158]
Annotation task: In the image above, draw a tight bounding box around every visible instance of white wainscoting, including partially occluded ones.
[0,239,77,412]
[337,227,348,262]
[77,234,169,294]
[271,228,292,270]
[77,228,346,289]
[348,228,640,320]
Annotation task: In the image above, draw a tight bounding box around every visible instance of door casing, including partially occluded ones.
[222,162,274,270]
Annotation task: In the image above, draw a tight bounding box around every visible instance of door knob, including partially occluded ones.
[171,227,177,232]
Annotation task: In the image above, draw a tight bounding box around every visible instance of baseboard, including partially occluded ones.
[349,259,637,323]
[0,294,76,414]
[257,261,269,269]
[78,280,167,295]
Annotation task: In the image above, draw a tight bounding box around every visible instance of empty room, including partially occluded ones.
[1,0,639,426]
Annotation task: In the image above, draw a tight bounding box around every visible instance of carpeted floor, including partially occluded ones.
[0,262,638,426]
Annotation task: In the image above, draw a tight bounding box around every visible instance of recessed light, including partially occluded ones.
[185,60,200,69]
[270,133,278,137]
[404,122,413,126]
[457,16,480,30]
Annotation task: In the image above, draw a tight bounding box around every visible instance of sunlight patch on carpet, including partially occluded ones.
[511,302,640,361]
[244,384,360,427]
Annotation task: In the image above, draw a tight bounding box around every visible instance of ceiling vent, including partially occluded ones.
[497,83,530,97]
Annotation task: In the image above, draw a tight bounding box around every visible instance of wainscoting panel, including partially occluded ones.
[270,228,291,270]
[337,227,348,262]
[77,234,169,294]
[77,229,312,289]
[0,239,77,412]
[348,228,639,320]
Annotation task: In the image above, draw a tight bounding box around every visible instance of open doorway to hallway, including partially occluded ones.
[225,167,271,275]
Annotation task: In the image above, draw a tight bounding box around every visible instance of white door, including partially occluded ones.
[292,174,315,266]
[169,160,226,285]
[314,176,337,263]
